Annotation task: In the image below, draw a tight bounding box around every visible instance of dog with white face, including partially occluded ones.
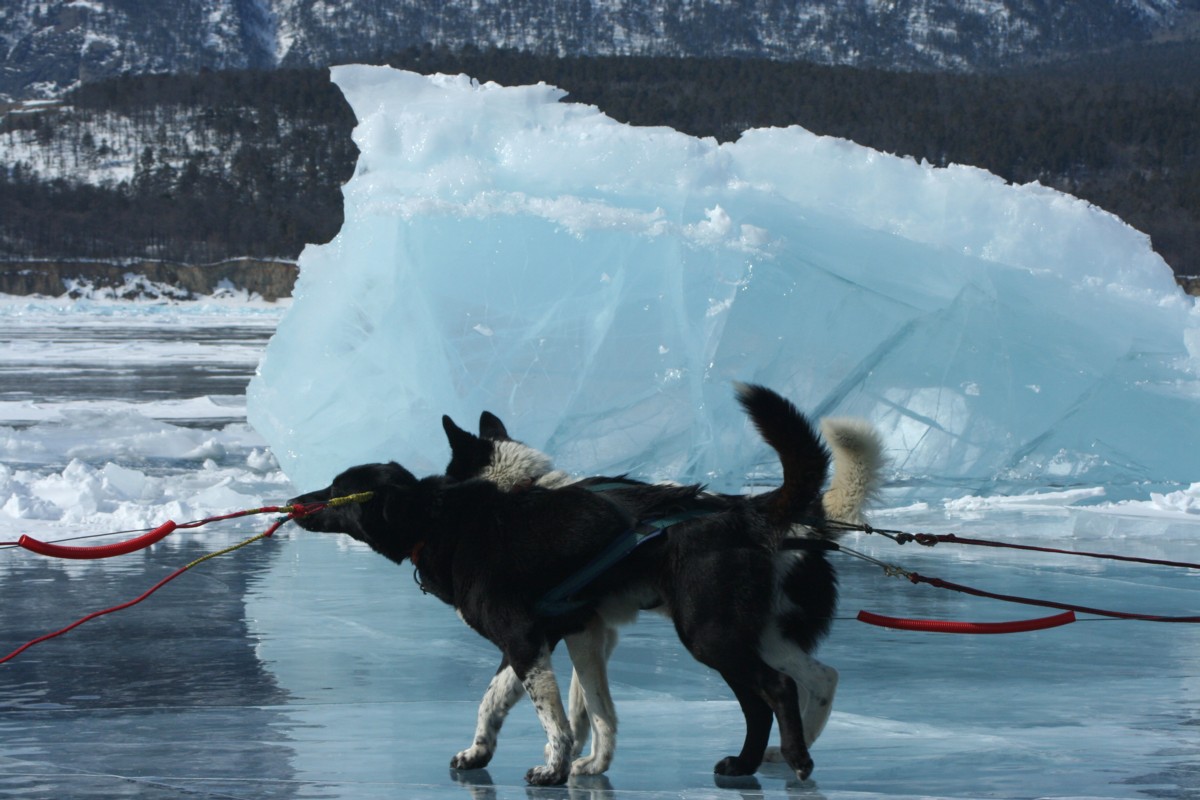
[441,393,885,776]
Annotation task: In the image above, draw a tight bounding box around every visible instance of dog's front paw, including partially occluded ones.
[571,754,610,776]
[713,755,757,776]
[524,764,570,786]
[450,745,493,771]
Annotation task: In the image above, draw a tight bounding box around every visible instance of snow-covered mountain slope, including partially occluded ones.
[0,0,1190,101]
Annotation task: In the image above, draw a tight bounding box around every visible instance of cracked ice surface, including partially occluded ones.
[248,67,1198,499]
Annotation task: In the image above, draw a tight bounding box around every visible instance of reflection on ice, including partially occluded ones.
[9,506,1196,799]
[0,526,298,799]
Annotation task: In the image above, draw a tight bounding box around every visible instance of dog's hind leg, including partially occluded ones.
[517,646,574,785]
[567,669,589,757]
[713,675,775,777]
[799,661,837,746]
[565,616,616,759]
[760,668,815,781]
[451,661,525,770]
[564,621,619,775]
[717,667,814,780]
[759,627,838,747]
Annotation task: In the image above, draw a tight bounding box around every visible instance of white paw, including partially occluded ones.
[450,745,491,770]
[570,754,609,776]
[525,764,569,786]
[762,745,785,763]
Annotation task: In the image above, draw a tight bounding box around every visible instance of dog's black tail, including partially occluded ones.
[735,382,830,533]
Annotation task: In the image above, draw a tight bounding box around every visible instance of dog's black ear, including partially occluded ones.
[479,411,511,441]
[443,417,493,481]
[442,415,480,450]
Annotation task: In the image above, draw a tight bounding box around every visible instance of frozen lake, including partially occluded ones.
[1,297,1198,799]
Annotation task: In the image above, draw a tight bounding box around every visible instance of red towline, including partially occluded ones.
[857,609,1077,634]
[0,495,369,665]
[9,502,332,560]
[16,520,180,559]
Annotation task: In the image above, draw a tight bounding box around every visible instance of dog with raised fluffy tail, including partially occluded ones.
[290,384,851,785]
[442,398,885,774]
[818,417,886,526]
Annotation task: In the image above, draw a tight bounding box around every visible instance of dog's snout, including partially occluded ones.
[288,489,330,507]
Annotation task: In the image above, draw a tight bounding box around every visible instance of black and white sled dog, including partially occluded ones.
[441,395,885,777]
[289,384,877,785]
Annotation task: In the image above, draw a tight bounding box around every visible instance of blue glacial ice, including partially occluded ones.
[247,65,1200,498]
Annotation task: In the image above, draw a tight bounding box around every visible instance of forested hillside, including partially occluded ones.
[1,45,1196,293]
[0,69,354,265]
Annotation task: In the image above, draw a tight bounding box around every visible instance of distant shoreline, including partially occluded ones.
[1,258,1196,299]
[0,257,298,301]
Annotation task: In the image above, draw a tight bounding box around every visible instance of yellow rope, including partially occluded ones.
[184,532,269,570]
[278,491,374,515]
[178,491,377,571]
[180,491,373,570]
[327,491,374,507]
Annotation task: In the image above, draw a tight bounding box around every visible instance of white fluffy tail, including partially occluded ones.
[820,418,885,526]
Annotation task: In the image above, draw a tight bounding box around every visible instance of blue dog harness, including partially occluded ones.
[534,506,711,617]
